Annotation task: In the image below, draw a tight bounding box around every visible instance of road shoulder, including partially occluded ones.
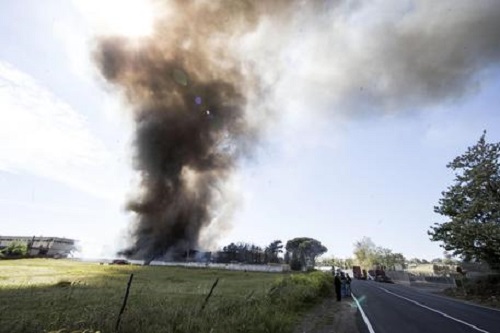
[437,288,500,310]
[294,297,361,333]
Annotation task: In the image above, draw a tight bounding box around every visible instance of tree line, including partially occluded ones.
[317,237,406,271]
[218,237,327,271]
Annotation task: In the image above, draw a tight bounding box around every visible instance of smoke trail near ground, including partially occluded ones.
[94,0,500,262]
[94,1,277,262]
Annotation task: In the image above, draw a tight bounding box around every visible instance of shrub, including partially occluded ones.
[465,274,500,297]
[268,271,333,309]
[2,241,28,256]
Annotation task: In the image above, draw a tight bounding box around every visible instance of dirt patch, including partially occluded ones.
[294,297,360,333]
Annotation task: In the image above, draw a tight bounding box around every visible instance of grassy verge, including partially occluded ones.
[0,259,333,333]
[442,274,500,309]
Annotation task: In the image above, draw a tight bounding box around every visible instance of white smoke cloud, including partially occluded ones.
[238,0,500,123]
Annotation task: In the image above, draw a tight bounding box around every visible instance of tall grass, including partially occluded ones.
[0,260,334,333]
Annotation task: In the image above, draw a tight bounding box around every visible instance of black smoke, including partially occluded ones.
[94,1,274,263]
[94,0,500,263]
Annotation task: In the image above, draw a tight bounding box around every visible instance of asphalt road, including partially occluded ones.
[351,280,500,333]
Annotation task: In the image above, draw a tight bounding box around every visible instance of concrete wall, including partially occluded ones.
[407,273,456,289]
[385,270,456,288]
[142,261,291,273]
[385,271,411,285]
[0,236,75,257]
[0,236,28,248]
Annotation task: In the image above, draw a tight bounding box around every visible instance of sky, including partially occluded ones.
[1,0,500,260]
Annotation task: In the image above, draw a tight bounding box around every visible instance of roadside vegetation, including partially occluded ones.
[0,241,28,258]
[444,274,500,309]
[429,132,500,271]
[428,133,500,307]
[0,259,333,333]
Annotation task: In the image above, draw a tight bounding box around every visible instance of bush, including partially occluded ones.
[445,274,500,308]
[268,271,334,309]
[464,274,500,297]
[2,241,28,256]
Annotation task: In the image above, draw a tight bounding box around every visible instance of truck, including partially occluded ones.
[352,266,364,279]
[373,267,394,283]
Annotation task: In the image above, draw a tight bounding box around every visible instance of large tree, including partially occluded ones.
[265,240,283,263]
[353,237,377,268]
[285,237,327,271]
[353,237,406,270]
[429,132,500,270]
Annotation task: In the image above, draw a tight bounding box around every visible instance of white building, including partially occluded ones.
[0,236,76,257]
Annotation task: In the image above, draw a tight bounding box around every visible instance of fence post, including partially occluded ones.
[115,273,134,332]
[201,278,219,311]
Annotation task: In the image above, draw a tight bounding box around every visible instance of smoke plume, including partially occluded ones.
[94,0,500,262]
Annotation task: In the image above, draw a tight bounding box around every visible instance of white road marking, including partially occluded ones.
[378,287,491,333]
[352,292,376,333]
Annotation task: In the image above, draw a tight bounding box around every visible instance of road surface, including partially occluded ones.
[351,280,500,333]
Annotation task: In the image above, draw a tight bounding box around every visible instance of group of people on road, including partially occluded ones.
[333,268,351,301]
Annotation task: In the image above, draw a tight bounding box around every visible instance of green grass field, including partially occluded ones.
[0,259,333,333]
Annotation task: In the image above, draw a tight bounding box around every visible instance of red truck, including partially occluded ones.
[352,266,364,279]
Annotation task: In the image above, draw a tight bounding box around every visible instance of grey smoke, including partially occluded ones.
[94,0,500,262]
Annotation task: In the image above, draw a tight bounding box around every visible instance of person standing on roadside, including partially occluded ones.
[340,271,347,296]
[334,271,342,301]
[345,273,352,297]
